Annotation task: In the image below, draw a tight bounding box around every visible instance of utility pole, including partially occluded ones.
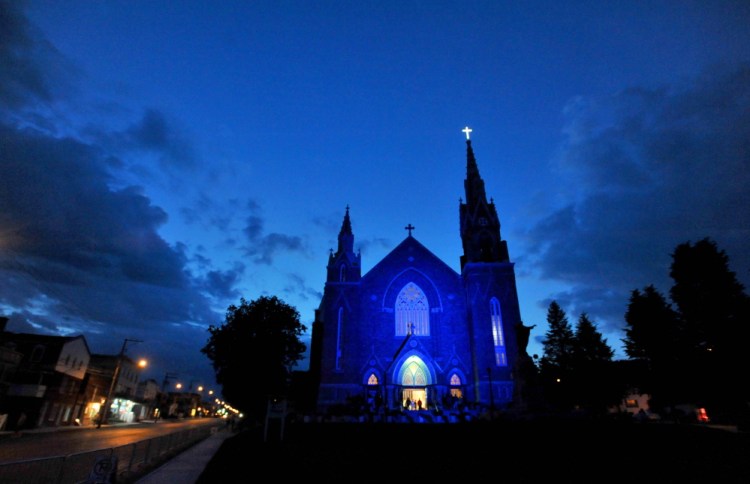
[162,372,178,392]
[97,338,142,429]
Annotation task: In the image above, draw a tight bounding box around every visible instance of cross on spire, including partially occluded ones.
[405,223,415,236]
[462,126,472,140]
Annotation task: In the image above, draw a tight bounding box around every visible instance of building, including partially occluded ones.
[309,132,531,416]
[0,330,91,429]
[88,354,147,423]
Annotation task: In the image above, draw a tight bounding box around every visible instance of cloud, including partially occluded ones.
[0,122,223,378]
[124,109,196,167]
[0,0,56,109]
[0,124,189,286]
[524,63,750,336]
[199,263,245,300]
[283,272,322,305]
[241,201,307,264]
[0,2,233,388]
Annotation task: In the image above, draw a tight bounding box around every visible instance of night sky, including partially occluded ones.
[1,0,749,394]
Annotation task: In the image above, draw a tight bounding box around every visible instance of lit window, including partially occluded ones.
[449,373,463,398]
[402,361,427,386]
[491,298,507,366]
[395,283,429,336]
[367,373,378,385]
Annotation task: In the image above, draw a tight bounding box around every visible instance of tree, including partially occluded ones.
[669,238,750,418]
[623,285,680,361]
[622,285,685,408]
[623,238,750,421]
[570,313,618,413]
[201,296,307,421]
[539,301,575,410]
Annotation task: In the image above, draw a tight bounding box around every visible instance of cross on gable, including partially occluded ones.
[405,223,415,236]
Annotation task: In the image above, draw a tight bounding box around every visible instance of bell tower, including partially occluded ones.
[459,129,509,270]
[326,205,361,283]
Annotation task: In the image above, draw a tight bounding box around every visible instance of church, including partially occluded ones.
[308,128,528,415]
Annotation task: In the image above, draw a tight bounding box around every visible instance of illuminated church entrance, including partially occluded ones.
[399,356,430,410]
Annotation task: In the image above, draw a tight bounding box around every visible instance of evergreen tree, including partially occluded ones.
[201,296,307,422]
[570,313,618,413]
[622,285,685,409]
[539,301,575,410]
[623,285,680,361]
[573,313,615,364]
[669,238,750,419]
[623,238,750,421]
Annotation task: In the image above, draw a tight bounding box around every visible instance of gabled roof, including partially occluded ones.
[362,236,460,281]
[0,332,90,365]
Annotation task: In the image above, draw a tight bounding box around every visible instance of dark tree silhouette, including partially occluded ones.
[623,285,680,361]
[539,301,576,410]
[623,238,750,421]
[570,313,618,414]
[202,296,307,421]
[623,285,685,409]
[669,238,750,419]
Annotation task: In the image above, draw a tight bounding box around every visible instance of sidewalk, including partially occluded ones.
[135,426,233,484]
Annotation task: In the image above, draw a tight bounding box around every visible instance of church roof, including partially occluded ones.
[362,235,460,281]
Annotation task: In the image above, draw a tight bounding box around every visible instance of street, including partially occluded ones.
[0,418,220,464]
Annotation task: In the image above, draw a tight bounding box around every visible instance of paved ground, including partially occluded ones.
[197,417,750,483]
[135,427,233,484]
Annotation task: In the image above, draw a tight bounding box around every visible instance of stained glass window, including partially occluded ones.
[367,373,378,385]
[491,297,507,366]
[395,282,429,336]
[402,361,427,386]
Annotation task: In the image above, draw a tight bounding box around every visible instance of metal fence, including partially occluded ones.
[0,423,222,484]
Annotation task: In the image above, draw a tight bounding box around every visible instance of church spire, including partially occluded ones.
[459,127,509,269]
[337,205,354,254]
[464,139,487,205]
[327,205,361,283]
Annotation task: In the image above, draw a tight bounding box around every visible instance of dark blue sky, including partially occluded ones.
[1,0,749,392]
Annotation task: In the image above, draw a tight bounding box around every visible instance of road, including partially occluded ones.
[0,418,220,464]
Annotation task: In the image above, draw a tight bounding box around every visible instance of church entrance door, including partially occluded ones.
[402,388,427,410]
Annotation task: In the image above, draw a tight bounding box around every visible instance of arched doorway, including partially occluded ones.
[398,356,431,410]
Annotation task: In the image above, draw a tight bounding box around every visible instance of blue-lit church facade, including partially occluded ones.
[309,136,526,414]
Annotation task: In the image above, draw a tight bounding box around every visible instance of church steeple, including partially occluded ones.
[327,205,361,283]
[337,205,354,254]
[459,129,510,270]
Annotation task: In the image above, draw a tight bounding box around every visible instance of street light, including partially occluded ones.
[97,338,143,429]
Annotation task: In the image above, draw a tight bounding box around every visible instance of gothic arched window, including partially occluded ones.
[449,373,463,398]
[339,264,346,282]
[336,307,343,370]
[402,361,428,386]
[367,373,379,385]
[395,282,429,336]
[491,297,507,366]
